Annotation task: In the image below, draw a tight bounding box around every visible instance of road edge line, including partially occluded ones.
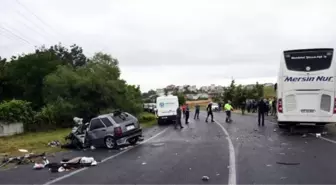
[42,127,169,185]
[214,119,237,185]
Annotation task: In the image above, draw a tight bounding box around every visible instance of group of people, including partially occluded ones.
[174,101,234,129]
[245,98,277,116]
[174,97,277,129]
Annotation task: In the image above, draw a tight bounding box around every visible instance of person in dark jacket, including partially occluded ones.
[175,105,183,129]
[205,103,214,123]
[185,104,190,124]
[272,97,277,116]
[194,104,200,119]
[257,98,267,126]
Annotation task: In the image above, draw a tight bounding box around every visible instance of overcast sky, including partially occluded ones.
[1,0,336,92]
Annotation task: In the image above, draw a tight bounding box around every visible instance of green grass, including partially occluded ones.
[0,128,70,156]
[141,120,157,128]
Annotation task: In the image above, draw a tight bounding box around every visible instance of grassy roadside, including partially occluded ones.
[0,128,70,156]
[0,114,157,156]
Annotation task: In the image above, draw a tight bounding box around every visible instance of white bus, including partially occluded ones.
[276,48,336,128]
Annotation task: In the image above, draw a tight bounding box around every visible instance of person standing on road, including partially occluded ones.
[224,100,234,122]
[185,104,190,124]
[205,103,214,123]
[175,105,184,129]
[194,104,200,119]
[257,98,267,126]
[265,100,270,116]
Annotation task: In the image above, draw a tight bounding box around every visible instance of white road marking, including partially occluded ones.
[42,127,169,185]
[214,119,237,185]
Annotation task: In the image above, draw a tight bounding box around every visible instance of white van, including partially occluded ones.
[156,95,179,124]
[276,48,336,128]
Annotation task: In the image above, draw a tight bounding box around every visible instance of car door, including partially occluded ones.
[86,118,107,147]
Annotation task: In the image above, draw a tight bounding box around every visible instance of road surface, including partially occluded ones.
[2,111,336,184]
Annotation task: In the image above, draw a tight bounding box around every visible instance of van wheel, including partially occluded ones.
[105,136,117,149]
[129,137,139,145]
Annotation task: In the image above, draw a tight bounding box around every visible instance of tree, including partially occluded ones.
[177,93,186,105]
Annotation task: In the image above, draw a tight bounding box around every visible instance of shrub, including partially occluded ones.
[138,112,156,123]
[0,100,34,124]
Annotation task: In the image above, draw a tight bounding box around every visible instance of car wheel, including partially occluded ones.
[129,137,139,145]
[104,136,117,149]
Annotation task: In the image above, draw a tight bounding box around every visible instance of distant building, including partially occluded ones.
[210,84,216,91]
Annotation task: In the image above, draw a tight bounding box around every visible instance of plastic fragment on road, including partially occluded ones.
[279,153,285,155]
[273,129,277,132]
[216,173,220,176]
[142,162,147,165]
[18,149,28,153]
[202,176,210,181]
[90,145,96,150]
[301,134,307,138]
[266,164,272,167]
[316,133,321,138]
[276,161,300,165]
[280,177,287,180]
[58,166,65,172]
[189,168,192,170]
[33,163,45,170]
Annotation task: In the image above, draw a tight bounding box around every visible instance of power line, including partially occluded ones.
[15,0,63,39]
[15,10,57,44]
[0,26,31,45]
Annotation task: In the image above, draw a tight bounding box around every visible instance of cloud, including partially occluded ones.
[1,0,336,91]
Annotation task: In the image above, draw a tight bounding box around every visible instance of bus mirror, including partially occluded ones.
[274,83,277,91]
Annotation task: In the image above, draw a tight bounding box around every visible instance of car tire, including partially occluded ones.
[104,136,117,149]
[129,137,139,145]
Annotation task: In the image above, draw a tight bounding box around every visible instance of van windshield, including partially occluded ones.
[284,49,333,72]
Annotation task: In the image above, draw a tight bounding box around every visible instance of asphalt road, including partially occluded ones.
[3,111,336,184]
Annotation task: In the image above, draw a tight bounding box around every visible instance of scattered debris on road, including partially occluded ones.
[90,145,96,150]
[189,167,192,170]
[1,152,46,168]
[152,143,165,147]
[141,162,147,165]
[316,133,321,138]
[280,177,287,180]
[46,156,98,173]
[266,164,272,167]
[216,173,220,176]
[273,129,277,132]
[276,161,300,165]
[48,140,61,147]
[301,134,307,138]
[202,176,210,181]
[18,149,28,153]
